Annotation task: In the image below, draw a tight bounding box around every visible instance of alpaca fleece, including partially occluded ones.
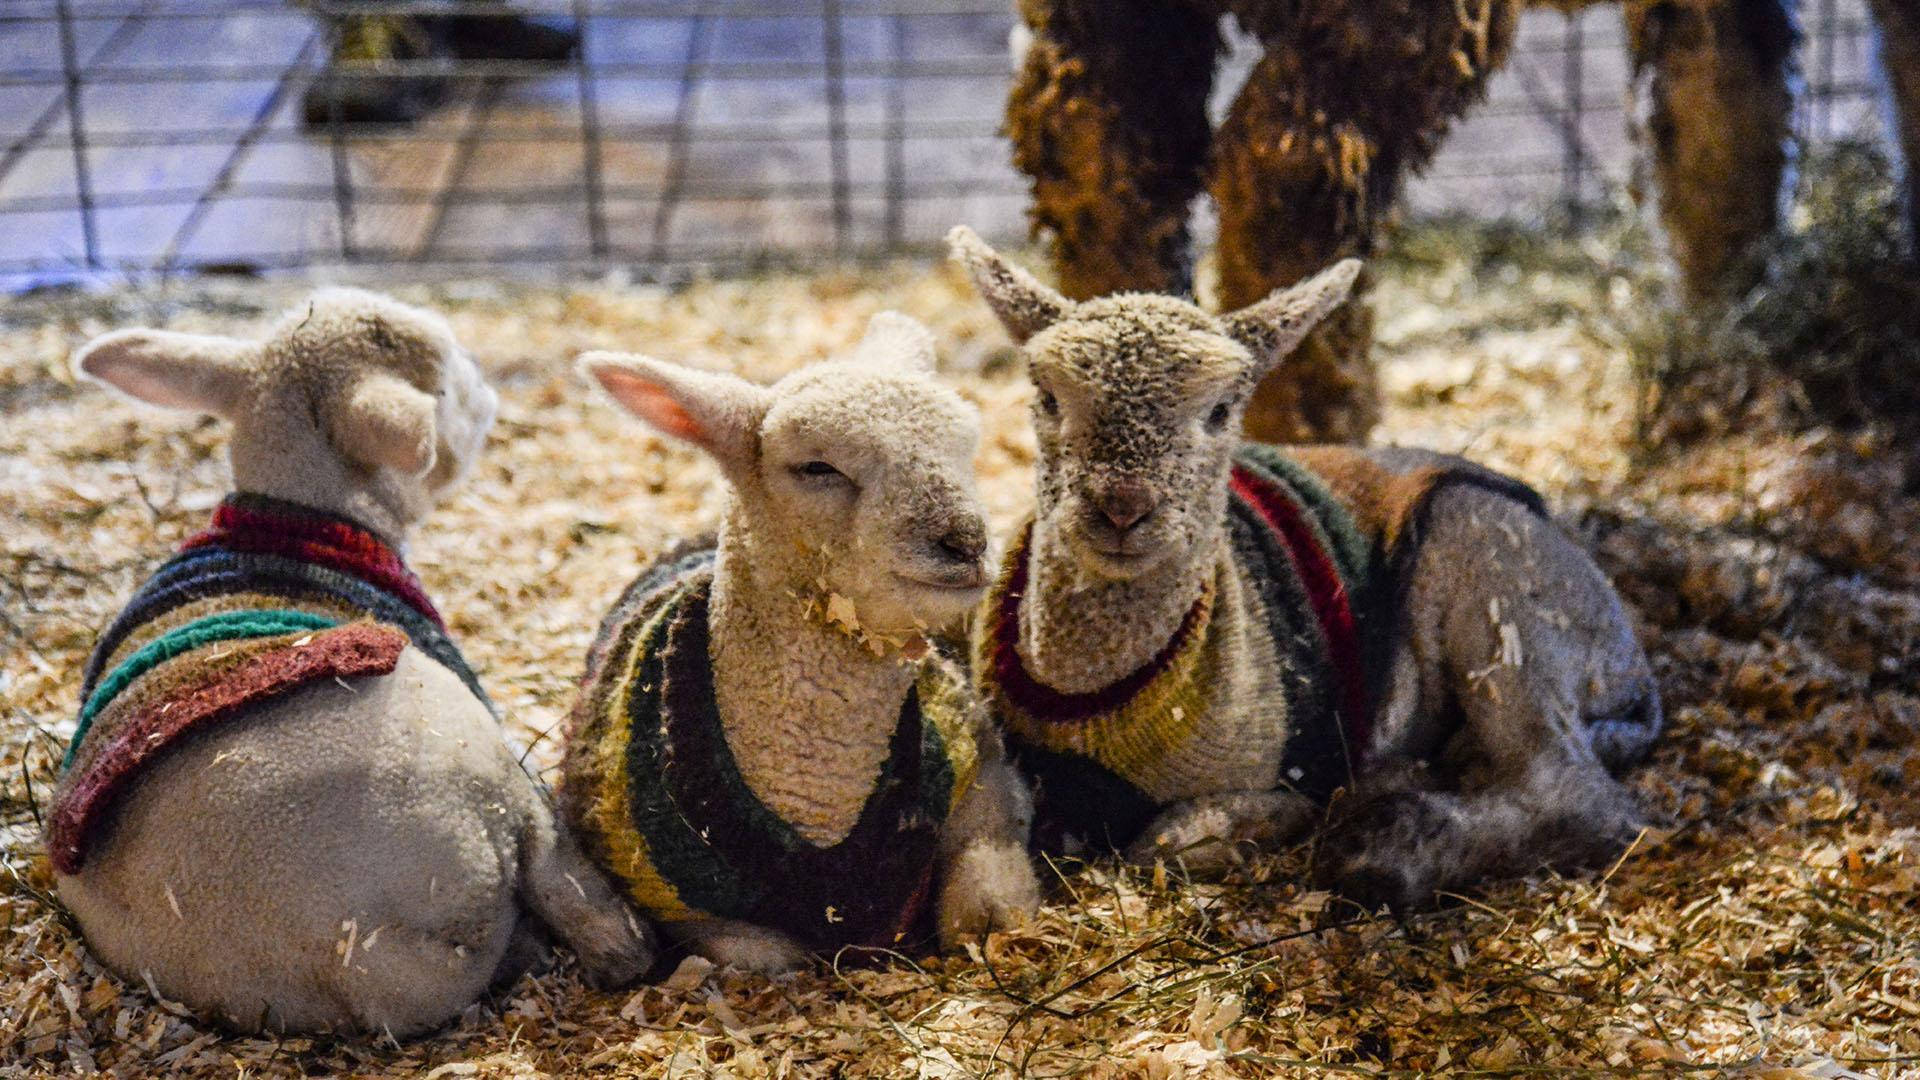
[1007,0,1920,435]
[1006,0,1517,442]
[565,546,981,951]
[976,444,1541,852]
[51,493,489,873]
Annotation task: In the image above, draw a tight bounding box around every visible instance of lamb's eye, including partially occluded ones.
[792,460,847,481]
[1206,401,1234,431]
[1037,390,1060,418]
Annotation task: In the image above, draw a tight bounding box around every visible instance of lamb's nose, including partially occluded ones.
[934,520,987,565]
[1094,479,1156,531]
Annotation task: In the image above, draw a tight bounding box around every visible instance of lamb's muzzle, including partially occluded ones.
[1091,477,1157,533]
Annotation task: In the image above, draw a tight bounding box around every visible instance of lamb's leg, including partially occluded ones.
[514,793,656,988]
[937,753,1041,947]
[1316,757,1647,912]
[1212,3,1516,443]
[1625,0,1796,298]
[1866,0,1920,258]
[1318,484,1662,911]
[1006,0,1217,298]
[1123,789,1318,877]
[674,919,812,975]
[488,914,552,992]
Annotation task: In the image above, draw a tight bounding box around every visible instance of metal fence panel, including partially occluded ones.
[0,0,1896,288]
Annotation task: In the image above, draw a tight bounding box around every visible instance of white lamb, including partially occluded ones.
[562,312,1041,973]
[950,227,1664,911]
[52,289,653,1037]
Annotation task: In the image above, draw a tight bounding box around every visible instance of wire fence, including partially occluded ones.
[0,0,1898,288]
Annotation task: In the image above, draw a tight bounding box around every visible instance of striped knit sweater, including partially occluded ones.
[561,545,981,953]
[50,494,487,875]
[976,444,1545,853]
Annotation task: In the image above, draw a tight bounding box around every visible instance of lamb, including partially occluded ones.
[52,290,653,1037]
[561,312,1041,973]
[950,227,1664,911]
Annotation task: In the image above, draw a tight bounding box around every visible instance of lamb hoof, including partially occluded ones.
[1124,833,1245,878]
[1314,789,1453,913]
[573,910,657,989]
[1318,844,1443,914]
[1329,862,1429,914]
[696,931,811,975]
[938,844,1041,949]
[490,921,555,992]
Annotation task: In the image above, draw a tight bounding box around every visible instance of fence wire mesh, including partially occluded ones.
[0,0,1898,288]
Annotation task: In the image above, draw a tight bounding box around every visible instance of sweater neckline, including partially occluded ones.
[613,572,964,949]
[181,492,446,631]
[986,522,1216,723]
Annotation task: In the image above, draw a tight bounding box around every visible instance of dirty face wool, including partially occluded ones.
[564,547,979,952]
[977,444,1545,853]
[51,493,488,874]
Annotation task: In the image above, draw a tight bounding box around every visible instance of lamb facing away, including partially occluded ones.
[53,290,653,1037]
[562,313,1040,973]
[949,228,1664,911]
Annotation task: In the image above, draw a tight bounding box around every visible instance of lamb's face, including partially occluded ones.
[945,225,1362,581]
[1025,298,1252,580]
[754,364,989,636]
[579,311,989,640]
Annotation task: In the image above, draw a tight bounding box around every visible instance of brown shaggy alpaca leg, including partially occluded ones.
[1006,0,1219,298]
[1213,2,1517,443]
[1867,0,1920,258]
[1626,0,1797,298]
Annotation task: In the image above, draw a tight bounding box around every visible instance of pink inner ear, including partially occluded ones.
[598,368,707,444]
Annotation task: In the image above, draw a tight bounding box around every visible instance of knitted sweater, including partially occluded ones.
[561,545,981,952]
[976,444,1544,852]
[50,494,487,875]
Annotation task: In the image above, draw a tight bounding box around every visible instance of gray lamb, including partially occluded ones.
[950,227,1663,910]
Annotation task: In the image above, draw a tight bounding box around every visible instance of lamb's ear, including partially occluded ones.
[1221,259,1363,376]
[72,329,257,418]
[849,311,938,373]
[580,351,772,471]
[328,372,438,476]
[945,225,1071,344]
